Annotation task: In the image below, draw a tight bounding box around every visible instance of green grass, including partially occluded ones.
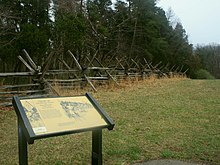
[0,79,219,165]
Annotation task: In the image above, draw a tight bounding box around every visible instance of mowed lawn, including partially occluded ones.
[0,79,219,165]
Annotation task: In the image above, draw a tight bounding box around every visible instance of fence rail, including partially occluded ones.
[0,49,187,106]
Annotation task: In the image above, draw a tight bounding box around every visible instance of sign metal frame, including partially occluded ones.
[13,92,114,165]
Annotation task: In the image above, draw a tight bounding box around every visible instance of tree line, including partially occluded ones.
[0,0,219,78]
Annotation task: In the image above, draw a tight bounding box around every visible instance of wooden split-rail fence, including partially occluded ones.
[0,49,187,106]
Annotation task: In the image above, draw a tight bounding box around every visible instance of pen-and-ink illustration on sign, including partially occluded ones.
[20,96,107,136]
[60,101,93,119]
[23,101,47,134]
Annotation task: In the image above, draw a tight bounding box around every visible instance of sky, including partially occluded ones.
[157,0,220,46]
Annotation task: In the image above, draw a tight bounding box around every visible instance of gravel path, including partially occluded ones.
[134,159,208,165]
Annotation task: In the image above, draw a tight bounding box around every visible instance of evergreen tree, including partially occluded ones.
[0,0,196,77]
[0,0,51,71]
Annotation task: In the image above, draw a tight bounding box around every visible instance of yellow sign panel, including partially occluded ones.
[20,96,107,135]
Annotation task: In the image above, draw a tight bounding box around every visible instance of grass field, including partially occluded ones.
[0,78,219,165]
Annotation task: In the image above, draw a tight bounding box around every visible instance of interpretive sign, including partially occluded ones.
[21,96,108,135]
[13,93,114,165]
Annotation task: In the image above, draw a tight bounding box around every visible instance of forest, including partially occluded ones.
[0,0,220,78]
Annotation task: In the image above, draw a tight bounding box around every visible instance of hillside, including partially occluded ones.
[0,79,219,164]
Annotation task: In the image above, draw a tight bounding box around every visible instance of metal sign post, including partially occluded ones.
[18,117,28,165]
[92,129,102,165]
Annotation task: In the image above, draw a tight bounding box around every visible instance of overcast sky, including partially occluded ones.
[157,0,220,46]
